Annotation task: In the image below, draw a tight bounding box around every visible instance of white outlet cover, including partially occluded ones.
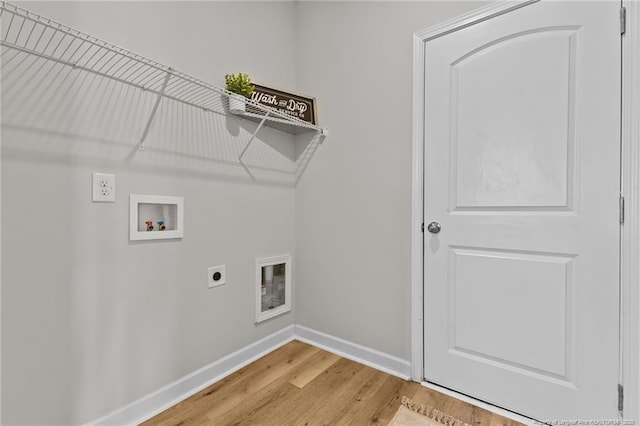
[92,172,115,203]
[208,265,226,288]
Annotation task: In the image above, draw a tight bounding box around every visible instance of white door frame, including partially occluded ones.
[410,0,640,420]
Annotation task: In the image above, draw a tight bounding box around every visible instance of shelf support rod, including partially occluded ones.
[238,110,270,162]
[138,69,172,151]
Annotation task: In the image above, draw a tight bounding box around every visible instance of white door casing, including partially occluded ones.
[417,1,621,421]
[621,1,640,422]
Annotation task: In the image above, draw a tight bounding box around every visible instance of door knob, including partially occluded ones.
[427,222,441,234]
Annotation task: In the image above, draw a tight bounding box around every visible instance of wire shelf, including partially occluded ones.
[0,1,327,152]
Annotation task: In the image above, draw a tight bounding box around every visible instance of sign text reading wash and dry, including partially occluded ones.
[249,84,317,125]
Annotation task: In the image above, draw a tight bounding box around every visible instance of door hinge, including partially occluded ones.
[620,195,625,224]
[621,6,627,35]
[619,383,624,413]
[421,223,424,233]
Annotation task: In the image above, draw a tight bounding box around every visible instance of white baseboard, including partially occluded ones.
[84,324,412,425]
[84,325,295,426]
[294,324,412,380]
[80,323,565,426]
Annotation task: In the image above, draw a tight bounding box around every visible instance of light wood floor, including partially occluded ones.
[143,340,524,426]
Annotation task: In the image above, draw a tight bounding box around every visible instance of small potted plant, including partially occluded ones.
[225,72,255,113]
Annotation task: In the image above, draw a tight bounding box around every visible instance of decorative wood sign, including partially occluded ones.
[249,84,317,125]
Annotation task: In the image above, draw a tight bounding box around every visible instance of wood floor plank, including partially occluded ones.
[196,342,319,421]
[323,367,399,424]
[344,374,416,425]
[209,382,302,426]
[293,360,383,425]
[229,357,368,425]
[143,341,525,426]
[288,351,340,388]
[142,341,316,425]
[203,350,351,425]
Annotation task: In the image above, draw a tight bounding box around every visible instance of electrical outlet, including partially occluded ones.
[92,172,115,202]
[208,265,226,289]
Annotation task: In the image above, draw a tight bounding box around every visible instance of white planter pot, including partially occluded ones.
[228,94,246,113]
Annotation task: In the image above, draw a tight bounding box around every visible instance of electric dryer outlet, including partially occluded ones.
[208,265,226,288]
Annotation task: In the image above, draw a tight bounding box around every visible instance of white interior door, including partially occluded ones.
[423,1,621,421]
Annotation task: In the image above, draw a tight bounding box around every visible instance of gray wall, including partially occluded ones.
[3,2,298,424]
[1,1,483,425]
[294,1,482,358]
